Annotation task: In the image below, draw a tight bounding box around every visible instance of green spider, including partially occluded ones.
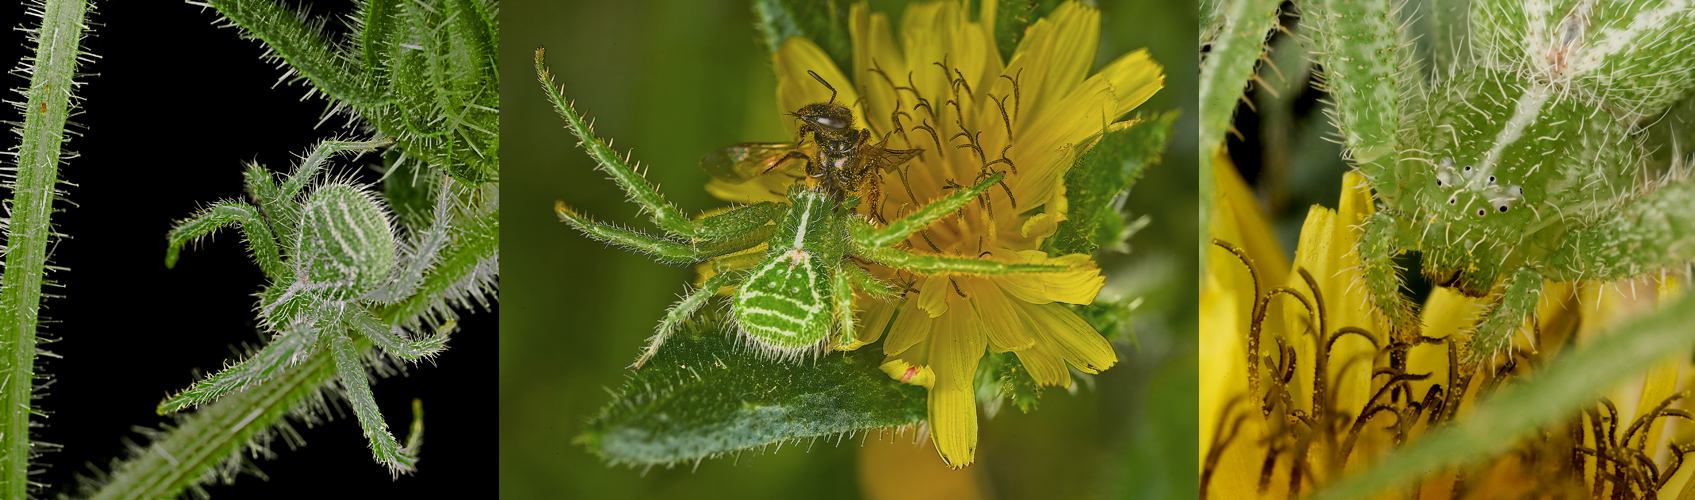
[1301,0,1695,361]
[536,49,1070,368]
[158,138,457,472]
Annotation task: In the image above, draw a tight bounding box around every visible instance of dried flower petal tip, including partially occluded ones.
[298,183,399,301]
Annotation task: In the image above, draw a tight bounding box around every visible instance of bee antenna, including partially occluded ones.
[807,70,838,104]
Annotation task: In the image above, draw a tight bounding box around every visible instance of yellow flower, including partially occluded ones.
[711,1,1163,467]
[1200,160,1695,497]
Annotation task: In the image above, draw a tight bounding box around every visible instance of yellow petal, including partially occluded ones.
[879,358,935,388]
[884,299,934,357]
[1012,342,1069,386]
[973,284,1037,352]
[1197,272,1242,470]
[995,251,1104,305]
[925,309,986,468]
[918,275,951,318]
[1004,1,1100,128]
[1012,48,1164,208]
[849,3,906,136]
[774,38,865,138]
[1024,302,1115,373]
[852,300,899,349]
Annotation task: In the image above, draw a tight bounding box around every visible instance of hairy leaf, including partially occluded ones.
[991,0,1063,57]
[1047,111,1175,256]
[579,312,926,467]
[753,0,852,73]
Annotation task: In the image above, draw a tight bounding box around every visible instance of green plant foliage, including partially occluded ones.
[67,0,503,494]
[0,0,91,495]
[200,0,499,185]
[753,0,852,76]
[578,311,927,467]
[991,0,1063,57]
[1047,110,1176,256]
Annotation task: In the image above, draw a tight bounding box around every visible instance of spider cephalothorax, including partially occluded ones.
[537,49,1066,368]
[1304,0,1695,360]
[158,139,457,473]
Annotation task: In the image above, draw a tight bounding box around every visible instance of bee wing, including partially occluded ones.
[860,146,922,172]
[701,142,808,182]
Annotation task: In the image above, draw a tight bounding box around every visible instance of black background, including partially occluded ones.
[3,1,494,496]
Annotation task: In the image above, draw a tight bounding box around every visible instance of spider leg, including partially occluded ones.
[166,200,288,282]
[1466,267,1543,363]
[633,270,745,369]
[557,200,778,265]
[856,171,1004,248]
[369,177,457,304]
[853,245,1067,276]
[329,330,418,474]
[275,138,391,206]
[555,201,705,264]
[156,313,323,414]
[830,268,859,348]
[350,307,448,361]
[697,201,785,240]
[1545,177,1695,282]
[1358,212,1420,342]
[537,51,702,238]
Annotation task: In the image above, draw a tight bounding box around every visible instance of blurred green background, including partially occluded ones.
[499,1,1197,498]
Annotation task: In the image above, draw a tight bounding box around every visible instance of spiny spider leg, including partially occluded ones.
[276,138,393,205]
[844,263,899,299]
[537,49,703,239]
[156,315,323,414]
[165,201,287,281]
[329,330,418,474]
[1356,212,1419,341]
[1466,267,1543,361]
[696,202,786,240]
[853,245,1069,276]
[350,307,449,361]
[633,270,746,369]
[831,269,859,347]
[368,177,457,304]
[555,200,779,265]
[1546,178,1695,282]
[861,171,1004,248]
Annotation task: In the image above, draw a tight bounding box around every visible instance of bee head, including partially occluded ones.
[793,103,853,133]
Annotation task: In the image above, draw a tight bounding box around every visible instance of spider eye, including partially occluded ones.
[1476,208,1486,216]
[1498,205,1508,213]
[1487,175,1496,184]
[1508,185,1523,197]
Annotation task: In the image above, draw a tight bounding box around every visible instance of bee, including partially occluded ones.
[702,70,921,223]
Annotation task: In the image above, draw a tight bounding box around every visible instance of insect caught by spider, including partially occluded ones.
[536,48,1068,368]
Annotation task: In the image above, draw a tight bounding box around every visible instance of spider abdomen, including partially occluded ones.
[297,183,398,301]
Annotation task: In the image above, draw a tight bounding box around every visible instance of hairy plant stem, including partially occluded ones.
[89,210,496,498]
[0,0,89,495]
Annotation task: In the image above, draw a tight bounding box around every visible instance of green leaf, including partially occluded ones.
[976,351,1044,415]
[579,311,926,467]
[753,0,852,73]
[990,0,1063,57]
[1047,111,1176,256]
[1310,291,1695,500]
